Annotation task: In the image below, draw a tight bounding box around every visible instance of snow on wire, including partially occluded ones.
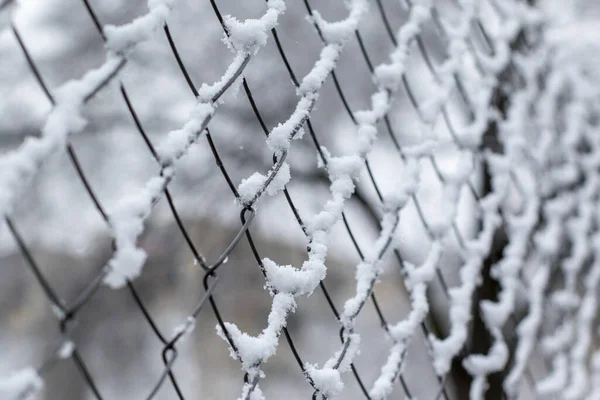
[2,0,600,399]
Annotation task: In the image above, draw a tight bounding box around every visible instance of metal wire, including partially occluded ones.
[0,1,563,399]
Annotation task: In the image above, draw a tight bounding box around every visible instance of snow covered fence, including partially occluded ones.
[1,0,600,399]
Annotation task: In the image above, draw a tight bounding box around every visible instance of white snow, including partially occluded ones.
[305,365,344,398]
[172,316,197,341]
[458,41,545,394]
[265,162,290,196]
[0,55,123,219]
[104,1,285,288]
[196,1,286,102]
[215,1,374,396]
[238,172,268,205]
[216,292,296,371]
[0,368,43,400]
[104,0,175,54]
[155,103,214,164]
[3,0,600,398]
[197,53,248,102]
[236,161,290,205]
[222,0,285,54]
[58,340,75,359]
[369,243,442,400]
[429,195,502,376]
[104,174,170,289]
[266,95,315,153]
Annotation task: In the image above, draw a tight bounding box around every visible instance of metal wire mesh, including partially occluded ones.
[1,0,598,399]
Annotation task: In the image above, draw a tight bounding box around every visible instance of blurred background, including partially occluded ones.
[0,0,595,399]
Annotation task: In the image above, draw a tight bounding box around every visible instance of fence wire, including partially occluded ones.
[1,0,599,399]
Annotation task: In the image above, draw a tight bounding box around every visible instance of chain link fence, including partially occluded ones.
[1,0,598,399]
